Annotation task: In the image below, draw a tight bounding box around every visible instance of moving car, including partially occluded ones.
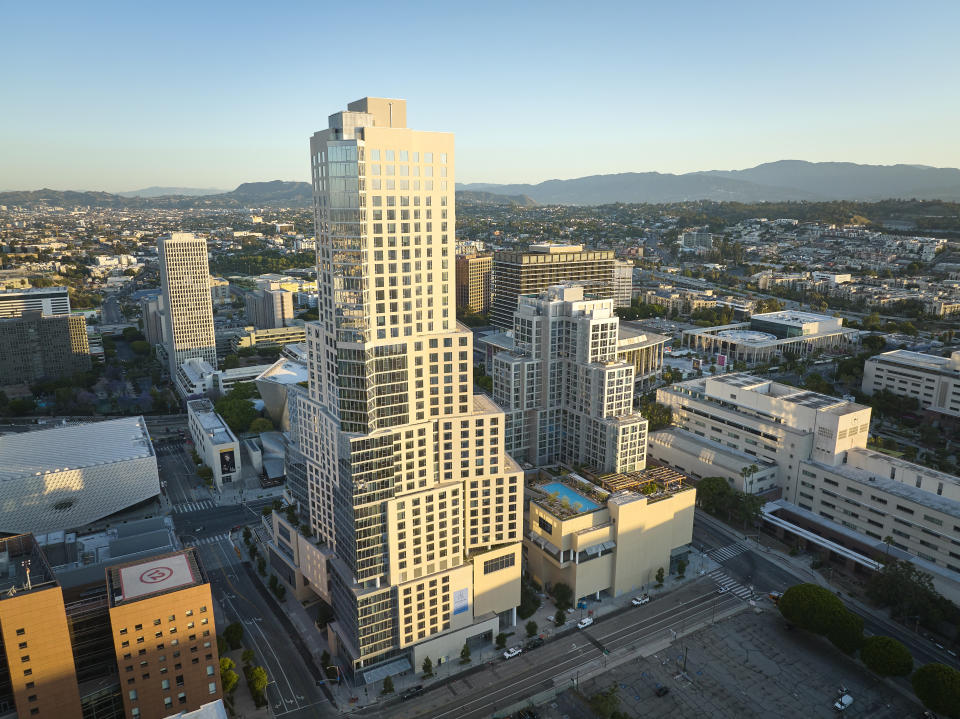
[503,645,523,660]
[577,617,594,629]
[400,685,423,700]
[632,594,651,606]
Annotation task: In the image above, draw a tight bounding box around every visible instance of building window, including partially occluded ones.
[484,553,516,574]
[209,682,217,695]
[129,690,138,701]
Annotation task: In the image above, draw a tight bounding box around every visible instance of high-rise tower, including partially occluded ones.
[301,98,522,681]
[158,233,217,382]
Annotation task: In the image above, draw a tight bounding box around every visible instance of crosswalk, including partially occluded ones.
[172,500,216,514]
[707,542,748,563]
[707,568,753,600]
[190,533,232,546]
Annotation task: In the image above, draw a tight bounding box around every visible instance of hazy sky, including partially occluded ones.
[2,0,958,192]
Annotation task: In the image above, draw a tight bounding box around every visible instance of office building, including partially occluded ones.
[0,312,90,384]
[0,534,83,719]
[612,259,634,308]
[862,350,960,418]
[651,373,960,577]
[0,285,70,318]
[107,551,221,719]
[229,325,306,353]
[175,357,274,400]
[140,295,167,347]
[186,399,240,488]
[302,97,522,682]
[0,416,160,535]
[244,288,294,330]
[616,322,669,390]
[158,233,217,380]
[490,244,615,329]
[208,277,230,306]
[524,470,694,600]
[0,536,220,719]
[492,285,648,474]
[682,310,859,366]
[455,252,492,315]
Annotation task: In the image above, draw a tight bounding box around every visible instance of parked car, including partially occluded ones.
[834,693,854,711]
[400,685,423,700]
[503,645,523,659]
[655,685,670,697]
[525,636,544,650]
[577,617,594,629]
[631,594,650,606]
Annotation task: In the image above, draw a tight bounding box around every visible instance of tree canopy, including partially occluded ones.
[860,635,913,677]
[912,663,960,718]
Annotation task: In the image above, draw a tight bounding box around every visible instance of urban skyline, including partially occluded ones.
[3,1,960,190]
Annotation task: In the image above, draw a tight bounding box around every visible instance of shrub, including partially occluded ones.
[526,620,538,638]
[554,609,566,626]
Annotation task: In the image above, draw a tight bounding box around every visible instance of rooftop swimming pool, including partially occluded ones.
[540,482,600,512]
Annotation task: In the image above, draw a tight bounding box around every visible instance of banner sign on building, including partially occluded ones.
[220,449,236,474]
[717,354,727,367]
[452,588,469,615]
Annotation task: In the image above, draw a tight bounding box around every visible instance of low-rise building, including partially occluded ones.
[186,399,241,489]
[682,310,859,365]
[524,471,695,600]
[208,277,231,306]
[0,416,160,535]
[175,358,274,400]
[229,325,306,353]
[862,349,960,418]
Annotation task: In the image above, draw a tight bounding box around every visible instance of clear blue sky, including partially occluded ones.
[2,0,958,191]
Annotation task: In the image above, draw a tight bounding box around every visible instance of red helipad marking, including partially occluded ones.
[140,566,174,583]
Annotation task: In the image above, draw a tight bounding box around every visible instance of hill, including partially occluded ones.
[0,181,314,209]
[458,161,960,205]
[456,190,536,206]
[117,186,227,198]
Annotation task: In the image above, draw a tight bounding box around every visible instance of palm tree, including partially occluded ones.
[882,535,893,559]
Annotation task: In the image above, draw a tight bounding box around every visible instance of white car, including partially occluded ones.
[632,594,650,606]
[502,645,522,660]
[833,694,853,711]
[577,617,594,629]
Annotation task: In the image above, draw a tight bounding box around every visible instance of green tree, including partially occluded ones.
[248,417,274,433]
[825,608,864,654]
[677,559,688,578]
[526,620,538,638]
[495,632,507,649]
[222,354,240,369]
[589,685,621,719]
[214,397,258,434]
[552,582,574,611]
[8,398,36,415]
[696,476,735,515]
[778,583,846,634]
[860,636,913,677]
[422,656,433,677]
[460,642,471,664]
[242,527,252,542]
[130,340,151,355]
[554,609,566,626]
[246,665,269,705]
[655,567,665,587]
[223,622,244,650]
[382,675,394,694]
[197,465,213,481]
[640,400,672,431]
[912,663,960,718]
[241,649,255,666]
[220,657,239,694]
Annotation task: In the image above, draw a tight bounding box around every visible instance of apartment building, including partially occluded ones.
[862,350,960,418]
[0,312,90,384]
[652,373,960,576]
[186,399,240,489]
[524,472,695,600]
[641,286,716,315]
[492,285,648,474]
[612,260,634,308]
[302,98,523,682]
[244,288,294,330]
[158,233,217,380]
[455,252,493,315]
[490,244,614,329]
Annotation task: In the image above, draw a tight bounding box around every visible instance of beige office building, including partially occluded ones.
[245,288,294,329]
[862,350,960,418]
[455,252,493,315]
[491,244,614,329]
[159,233,217,379]
[302,98,522,683]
